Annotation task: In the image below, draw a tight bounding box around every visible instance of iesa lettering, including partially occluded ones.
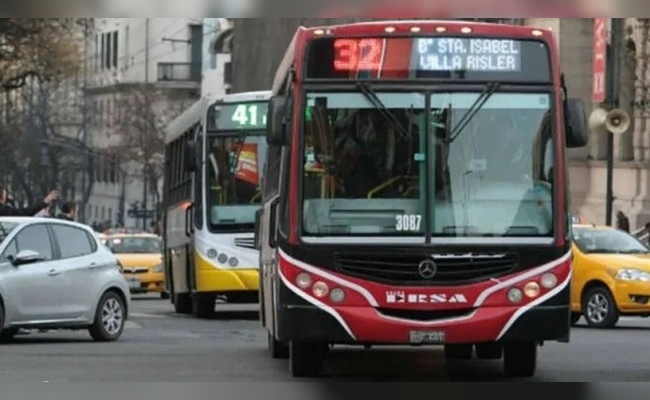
[417,38,521,72]
[386,291,468,305]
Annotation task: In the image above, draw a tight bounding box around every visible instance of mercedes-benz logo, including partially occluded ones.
[418,259,437,279]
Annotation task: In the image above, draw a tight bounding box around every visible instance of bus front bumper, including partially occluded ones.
[277,297,570,345]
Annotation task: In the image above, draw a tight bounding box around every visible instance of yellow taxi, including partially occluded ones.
[571,221,650,328]
[101,231,169,299]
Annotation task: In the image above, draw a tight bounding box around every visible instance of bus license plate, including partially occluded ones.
[409,330,446,344]
[128,278,140,290]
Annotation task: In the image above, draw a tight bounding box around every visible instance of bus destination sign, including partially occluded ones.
[305,36,549,82]
[415,38,522,72]
[209,101,269,132]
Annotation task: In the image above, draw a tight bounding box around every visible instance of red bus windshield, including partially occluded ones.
[299,33,556,240]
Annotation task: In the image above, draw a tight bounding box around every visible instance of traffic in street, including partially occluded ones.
[1,18,647,383]
[0,293,647,382]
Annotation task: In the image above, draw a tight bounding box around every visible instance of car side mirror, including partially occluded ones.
[10,250,43,266]
[254,208,263,250]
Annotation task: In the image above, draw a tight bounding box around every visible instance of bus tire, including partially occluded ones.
[444,344,473,360]
[173,293,192,314]
[268,332,289,359]
[503,342,537,378]
[571,312,582,326]
[475,343,503,360]
[289,341,327,378]
[192,294,215,319]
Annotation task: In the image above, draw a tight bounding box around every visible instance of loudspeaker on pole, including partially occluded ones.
[588,107,631,135]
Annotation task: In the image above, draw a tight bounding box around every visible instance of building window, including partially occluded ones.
[112,31,118,69]
[124,25,130,69]
[95,34,99,71]
[105,32,111,70]
[100,33,106,70]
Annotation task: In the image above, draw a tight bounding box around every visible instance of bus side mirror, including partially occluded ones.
[566,98,588,148]
[254,208,263,250]
[184,141,197,172]
[267,96,289,146]
[268,200,278,248]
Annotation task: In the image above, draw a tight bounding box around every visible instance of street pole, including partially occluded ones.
[142,18,150,231]
[605,18,623,226]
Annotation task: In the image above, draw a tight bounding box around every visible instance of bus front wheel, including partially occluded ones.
[289,341,327,378]
[503,342,537,378]
[192,293,216,319]
[173,293,192,314]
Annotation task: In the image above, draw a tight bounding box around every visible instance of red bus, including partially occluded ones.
[255,19,588,378]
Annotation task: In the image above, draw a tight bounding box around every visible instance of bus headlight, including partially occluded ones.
[330,288,345,303]
[312,281,329,298]
[207,249,218,259]
[217,253,228,264]
[541,273,558,289]
[228,257,239,267]
[507,288,523,304]
[296,273,312,289]
[524,282,541,298]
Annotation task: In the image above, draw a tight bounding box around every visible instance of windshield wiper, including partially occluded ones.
[448,82,500,143]
[356,82,412,142]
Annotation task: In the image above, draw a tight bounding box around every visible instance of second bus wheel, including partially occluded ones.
[289,341,328,378]
[192,293,216,319]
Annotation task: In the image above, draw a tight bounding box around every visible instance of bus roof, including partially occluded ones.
[165,96,210,144]
[165,91,273,144]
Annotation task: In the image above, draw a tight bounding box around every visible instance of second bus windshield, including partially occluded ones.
[207,133,266,231]
[302,90,554,238]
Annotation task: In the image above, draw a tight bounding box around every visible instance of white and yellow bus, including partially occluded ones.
[163,90,270,318]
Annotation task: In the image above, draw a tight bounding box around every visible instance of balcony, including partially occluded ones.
[157,62,201,89]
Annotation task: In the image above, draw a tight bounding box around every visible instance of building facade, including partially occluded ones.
[85,18,203,230]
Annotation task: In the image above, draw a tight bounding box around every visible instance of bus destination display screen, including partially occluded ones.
[305,37,551,82]
[207,101,269,132]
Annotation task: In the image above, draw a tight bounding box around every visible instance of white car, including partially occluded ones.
[0,217,131,342]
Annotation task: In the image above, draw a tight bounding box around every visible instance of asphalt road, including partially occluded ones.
[0,295,649,382]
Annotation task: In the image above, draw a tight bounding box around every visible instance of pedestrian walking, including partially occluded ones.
[0,186,59,217]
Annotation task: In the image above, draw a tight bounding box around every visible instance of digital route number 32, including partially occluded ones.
[334,39,385,71]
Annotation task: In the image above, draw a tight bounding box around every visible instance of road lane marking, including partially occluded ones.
[129,313,165,319]
[125,321,143,330]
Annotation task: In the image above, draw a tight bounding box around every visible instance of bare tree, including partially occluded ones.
[112,85,193,226]
[0,19,82,93]
[0,18,87,207]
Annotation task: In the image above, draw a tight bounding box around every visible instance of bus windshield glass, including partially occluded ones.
[207,133,266,231]
[302,91,554,238]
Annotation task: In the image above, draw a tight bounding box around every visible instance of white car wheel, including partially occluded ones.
[89,291,126,342]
